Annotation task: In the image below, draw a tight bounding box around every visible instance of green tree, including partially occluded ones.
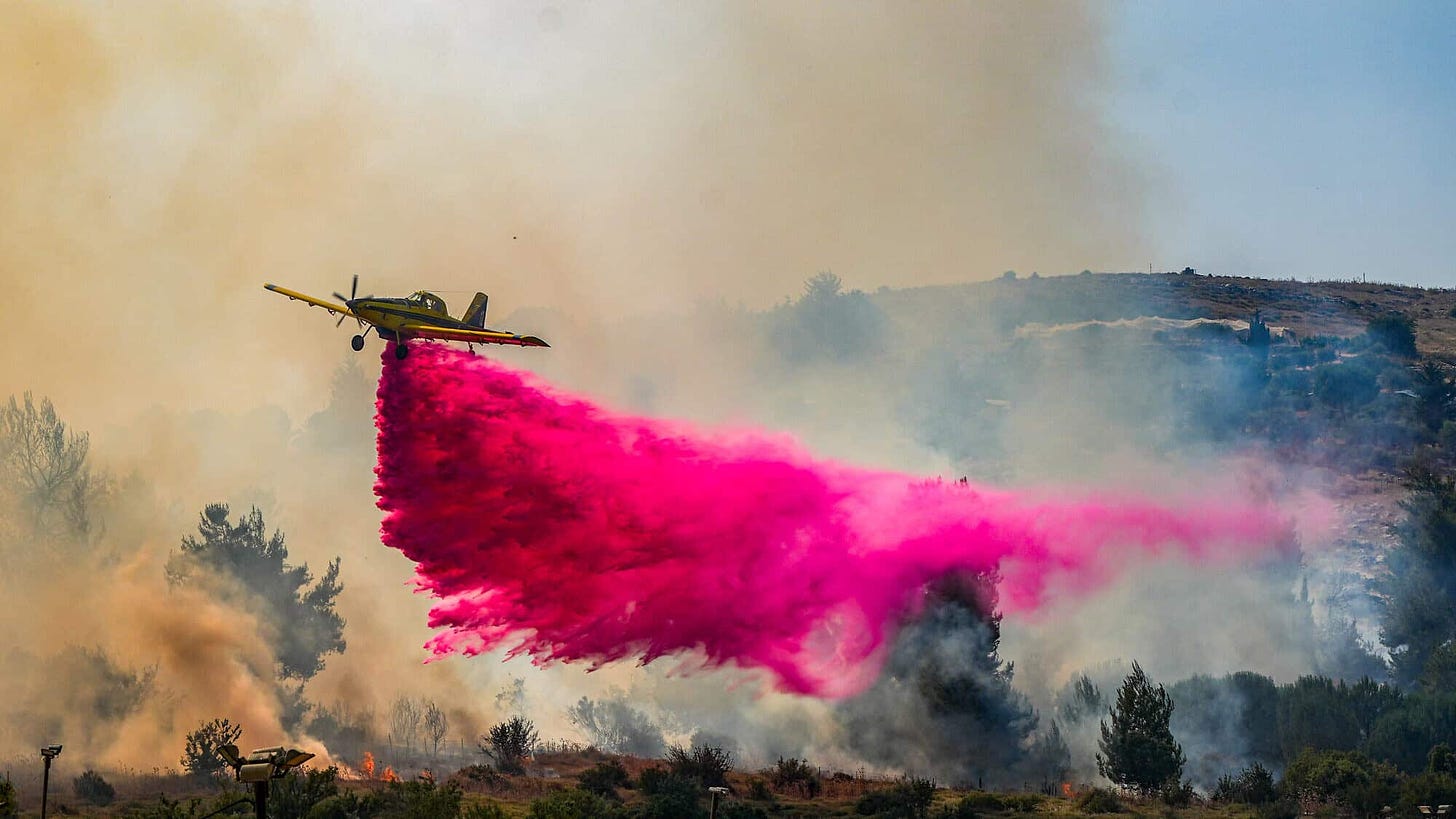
[839,574,1038,788]
[1365,691,1456,773]
[172,504,345,681]
[481,716,538,774]
[1313,363,1379,413]
[1366,313,1418,358]
[181,717,242,778]
[770,272,887,363]
[1097,661,1185,796]
[1056,674,1104,725]
[1276,676,1363,762]
[1381,468,1456,687]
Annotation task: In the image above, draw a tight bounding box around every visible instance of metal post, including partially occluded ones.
[40,756,51,819]
[254,780,268,819]
[709,790,719,819]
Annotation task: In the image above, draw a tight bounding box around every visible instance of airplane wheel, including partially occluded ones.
[395,343,409,360]
[351,335,365,351]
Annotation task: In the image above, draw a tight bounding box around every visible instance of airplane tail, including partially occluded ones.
[463,293,488,328]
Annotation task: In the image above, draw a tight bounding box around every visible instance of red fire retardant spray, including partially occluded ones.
[375,344,1293,698]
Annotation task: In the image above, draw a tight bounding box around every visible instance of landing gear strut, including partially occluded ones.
[394,343,409,360]
[351,334,365,351]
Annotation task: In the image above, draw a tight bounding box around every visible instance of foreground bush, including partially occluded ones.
[855,776,935,818]
[74,769,116,806]
[578,759,631,799]
[1074,787,1123,813]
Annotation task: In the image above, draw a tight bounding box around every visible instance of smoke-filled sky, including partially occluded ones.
[0,0,1435,772]
[6,0,1450,430]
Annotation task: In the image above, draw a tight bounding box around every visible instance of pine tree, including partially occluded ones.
[1097,661,1185,796]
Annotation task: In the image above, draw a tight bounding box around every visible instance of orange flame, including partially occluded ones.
[382,766,400,782]
[361,751,376,779]
[1062,783,1075,799]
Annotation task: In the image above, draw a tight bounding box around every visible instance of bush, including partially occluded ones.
[718,803,768,819]
[1158,781,1196,806]
[1252,799,1300,819]
[461,802,511,819]
[931,797,981,819]
[1001,794,1045,812]
[181,717,243,778]
[746,777,772,801]
[578,759,631,799]
[632,770,705,818]
[954,792,1006,812]
[771,757,820,797]
[1074,787,1123,813]
[1213,761,1278,804]
[73,769,116,806]
[0,778,15,819]
[855,776,935,818]
[665,744,733,788]
[527,788,615,819]
[481,716,538,774]
[270,766,340,819]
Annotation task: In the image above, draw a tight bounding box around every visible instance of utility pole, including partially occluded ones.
[40,745,62,819]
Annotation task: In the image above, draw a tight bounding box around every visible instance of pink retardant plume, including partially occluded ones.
[375,344,1294,698]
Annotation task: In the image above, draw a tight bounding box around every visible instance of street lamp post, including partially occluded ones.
[39,745,62,819]
[217,744,316,819]
[708,785,728,819]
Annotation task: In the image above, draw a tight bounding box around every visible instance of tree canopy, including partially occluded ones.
[1098,661,1185,796]
[174,503,345,680]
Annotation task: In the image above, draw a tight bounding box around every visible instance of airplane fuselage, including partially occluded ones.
[348,298,469,340]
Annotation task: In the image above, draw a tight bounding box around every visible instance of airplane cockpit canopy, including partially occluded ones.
[410,291,448,314]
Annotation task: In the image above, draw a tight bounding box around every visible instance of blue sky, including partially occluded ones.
[1108,1,1455,287]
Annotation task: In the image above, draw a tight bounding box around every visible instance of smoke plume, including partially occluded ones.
[376,344,1293,698]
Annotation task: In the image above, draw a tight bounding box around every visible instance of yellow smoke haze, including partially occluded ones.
[0,0,1152,770]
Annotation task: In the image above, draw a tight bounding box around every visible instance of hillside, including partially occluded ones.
[876,271,1456,359]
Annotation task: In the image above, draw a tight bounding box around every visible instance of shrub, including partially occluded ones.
[634,770,705,818]
[1074,787,1123,813]
[719,803,768,819]
[855,776,935,818]
[0,778,15,819]
[955,791,1006,811]
[771,757,820,797]
[461,802,511,819]
[1001,794,1045,812]
[527,788,615,819]
[270,766,340,819]
[1158,780,1196,806]
[665,744,733,788]
[181,717,243,778]
[578,759,630,799]
[1252,800,1300,819]
[73,769,116,806]
[1213,761,1278,804]
[481,716,538,774]
[746,778,773,801]
[931,796,981,819]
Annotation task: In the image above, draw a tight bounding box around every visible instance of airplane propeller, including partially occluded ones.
[332,274,371,328]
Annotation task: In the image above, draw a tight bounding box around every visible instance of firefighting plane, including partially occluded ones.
[264,276,548,359]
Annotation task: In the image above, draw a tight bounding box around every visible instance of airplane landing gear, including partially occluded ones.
[351,334,365,351]
[394,343,409,360]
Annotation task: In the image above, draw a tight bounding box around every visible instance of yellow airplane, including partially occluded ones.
[264,276,548,359]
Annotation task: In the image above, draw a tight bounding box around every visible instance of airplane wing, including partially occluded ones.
[398,324,550,348]
[263,284,359,320]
